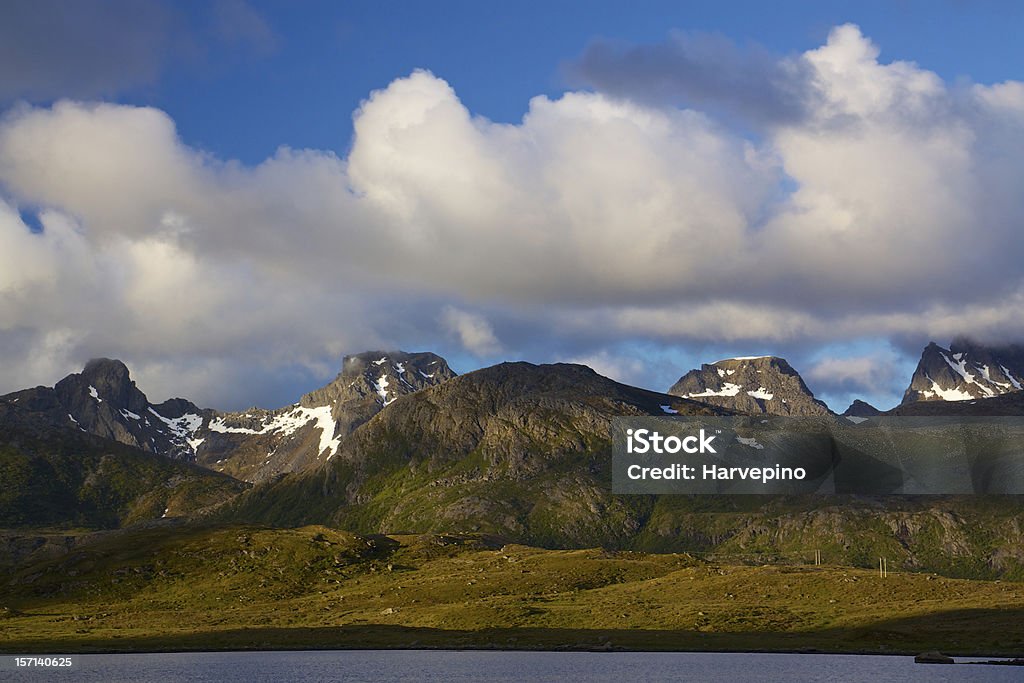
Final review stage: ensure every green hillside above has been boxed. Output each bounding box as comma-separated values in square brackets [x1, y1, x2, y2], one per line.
[0, 402, 246, 529]
[2, 525, 1022, 655]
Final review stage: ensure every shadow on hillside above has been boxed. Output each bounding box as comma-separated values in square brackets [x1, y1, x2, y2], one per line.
[4, 607, 1024, 656]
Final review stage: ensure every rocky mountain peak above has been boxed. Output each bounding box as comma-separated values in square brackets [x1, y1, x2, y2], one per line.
[300, 351, 456, 413]
[196, 351, 457, 483]
[5, 359, 208, 460]
[901, 340, 1024, 404]
[842, 399, 882, 417]
[59, 357, 148, 414]
[667, 355, 831, 416]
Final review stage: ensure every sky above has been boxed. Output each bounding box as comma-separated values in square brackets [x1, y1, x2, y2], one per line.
[2, 1, 1024, 412]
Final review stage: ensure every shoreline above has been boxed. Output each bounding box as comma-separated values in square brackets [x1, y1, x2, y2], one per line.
[3, 640, 1022, 660]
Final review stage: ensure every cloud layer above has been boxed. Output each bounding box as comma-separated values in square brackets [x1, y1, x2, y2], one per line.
[2, 24, 1024, 408]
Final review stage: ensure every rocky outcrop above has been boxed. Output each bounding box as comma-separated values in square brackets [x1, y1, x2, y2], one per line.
[668, 356, 831, 416]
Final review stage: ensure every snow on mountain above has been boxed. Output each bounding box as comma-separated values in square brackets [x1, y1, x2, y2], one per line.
[902, 339, 1024, 404]
[668, 356, 830, 416]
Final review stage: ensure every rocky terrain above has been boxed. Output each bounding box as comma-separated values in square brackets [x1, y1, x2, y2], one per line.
[221, 362, 729, 545]
[196, 351, 455, 482]
[902, 339, 1024, 403]
[668, 356, 831, 416]
[0, 352, 456, 484]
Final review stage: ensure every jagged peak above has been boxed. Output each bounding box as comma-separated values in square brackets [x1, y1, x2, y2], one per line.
[903, 339, 1024, 404]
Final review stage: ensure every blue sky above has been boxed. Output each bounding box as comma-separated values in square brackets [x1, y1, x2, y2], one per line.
[2, 1, 1024, 412]
[142, 1, 1024, 163]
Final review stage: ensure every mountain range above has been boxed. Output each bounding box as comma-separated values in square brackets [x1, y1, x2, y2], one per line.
[3, 339, 1024, 578]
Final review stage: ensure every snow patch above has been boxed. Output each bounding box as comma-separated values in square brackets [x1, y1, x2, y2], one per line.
[1000, 365, 1023, 391]
[207, 419, 258, 434]
[736, 436, 764, 449]
[660, 405, 679, 415]
[747, 387, 774, 400]
[149, 408, 203, 442]
[374, 375, 394, 405]
[683, 383, 742, 398]
[302, 405, 342, 458]
[89, 386, 102, 402]
[68, 413, 78, 424]
[941, 351, 978, 386]
[120, 409, 141, 420]
[373, 357, 388, 365]
[927, 380, 975, 402]
[206, 406, 341, 458]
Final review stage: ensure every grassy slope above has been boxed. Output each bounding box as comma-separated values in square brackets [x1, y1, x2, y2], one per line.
[0, 414, 247, 529]
[2, 525, 1022, 656]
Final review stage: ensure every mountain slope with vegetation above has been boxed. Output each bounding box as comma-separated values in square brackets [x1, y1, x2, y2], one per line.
[221, 362, 728, 546]
[2, 525, 1022, 655]
[0, 401, 246, 529]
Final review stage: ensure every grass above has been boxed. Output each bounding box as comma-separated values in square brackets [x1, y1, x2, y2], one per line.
[1, 524, 1023, 656]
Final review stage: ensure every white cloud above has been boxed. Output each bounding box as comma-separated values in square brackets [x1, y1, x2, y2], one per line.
[2, 25, 1024, 407]
[563, 350, 646, 386]
[440, 306, 502, 357]
[805, 353, 904, 396]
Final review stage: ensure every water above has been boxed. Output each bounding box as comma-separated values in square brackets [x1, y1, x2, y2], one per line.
[5, 650, 1020, 682]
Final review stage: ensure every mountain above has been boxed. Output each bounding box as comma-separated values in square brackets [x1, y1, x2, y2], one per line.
[891, 390, 1024, 416]
[902, 339, 1024, 404]
[0, 352, 456, 484]
[194, 351, 455, 482]
[667, 356, 831, 416]
[1, 359, 210, 460]
[842, 399, 882, 417]
[221, 362, 729, 546]
[0, 400, 245, 529]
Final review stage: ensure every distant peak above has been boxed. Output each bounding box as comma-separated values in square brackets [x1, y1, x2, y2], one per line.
[842, 399, 882, 417]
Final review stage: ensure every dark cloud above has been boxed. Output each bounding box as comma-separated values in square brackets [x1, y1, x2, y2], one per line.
[0, 0, 278, 103]
[570, 30, 819, 126]
[0, 0, 177, 101]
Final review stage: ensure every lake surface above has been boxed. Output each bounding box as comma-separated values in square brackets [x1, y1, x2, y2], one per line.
[6, 650, 1020, 682]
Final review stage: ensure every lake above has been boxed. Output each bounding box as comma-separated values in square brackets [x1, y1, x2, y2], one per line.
[6, 650, 1020, 682]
